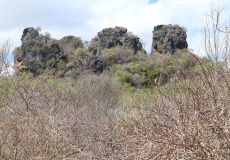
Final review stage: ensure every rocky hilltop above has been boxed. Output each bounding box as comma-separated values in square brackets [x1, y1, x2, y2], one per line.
[151, 24, 188, 54]
[14, 24, 188, 77]
[89, 26, 145, 55]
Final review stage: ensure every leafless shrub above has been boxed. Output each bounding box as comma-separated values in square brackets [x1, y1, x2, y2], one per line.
[109, 4, 230, 159]
[115, 72, 229, 159]
[0, 4, 229, 160]
[0, 74, 122, 159]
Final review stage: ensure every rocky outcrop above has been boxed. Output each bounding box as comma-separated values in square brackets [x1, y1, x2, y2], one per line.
[21, 27, 40, 43]
[14, 27, 83, 75]
[151, 24, 188, 54]
[89, 26, 145, 55]
[14, 25, 189, 77]
[15, 29, 52, 74]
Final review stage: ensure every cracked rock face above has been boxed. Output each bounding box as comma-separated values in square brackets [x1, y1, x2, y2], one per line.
[89, 26, 145, 54]
[151, 24, 188, 54]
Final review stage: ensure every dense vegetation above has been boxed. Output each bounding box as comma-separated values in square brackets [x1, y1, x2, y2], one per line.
[0, 5, 229, 159]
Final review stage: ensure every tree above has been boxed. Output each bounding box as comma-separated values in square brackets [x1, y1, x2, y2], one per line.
[0, 40, 13, 76]
[203, 4, 230, 67]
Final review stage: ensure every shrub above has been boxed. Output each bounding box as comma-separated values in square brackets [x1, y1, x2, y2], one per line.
[0, 74, 122, 159]
[114, 71, 132, 86]
[57, 60, 66, 70]
[102, 47, 115, 58]
[75, 48, 86, 57]
[128, 62, 143, 74]
[0, 77, 10, 108]
[70, 37, 83, 49]
[130, 73, 147, 87]
[113, 46, 135, 63]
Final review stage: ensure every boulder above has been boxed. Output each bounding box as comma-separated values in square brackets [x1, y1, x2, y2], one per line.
[151, 24, 188, 54]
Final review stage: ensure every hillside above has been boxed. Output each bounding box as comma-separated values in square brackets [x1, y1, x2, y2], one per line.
[13, 24, 194, 88]
[0, 8, 229, 159]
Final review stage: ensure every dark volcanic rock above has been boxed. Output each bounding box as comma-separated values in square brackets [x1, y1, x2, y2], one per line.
[14, 27, 83, 75]
[87, 56, 106, 74]
[14, 27, 53, 73]
[151, 24, 188, 54]
[60, 36, 76, 44]
[89, 26, 145, 54]
[21, 27, 39, 43]
[60, 35, 83, 48]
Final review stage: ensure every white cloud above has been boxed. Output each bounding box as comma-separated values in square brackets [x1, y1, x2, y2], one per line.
[0, 0, 230, 55]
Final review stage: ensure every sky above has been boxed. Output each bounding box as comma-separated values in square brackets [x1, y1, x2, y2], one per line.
[0, 0, 230, 55]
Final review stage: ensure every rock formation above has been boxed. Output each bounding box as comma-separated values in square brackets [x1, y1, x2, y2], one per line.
[14, 25, 189, 77]
[14, 27, 83, 75]
[151, 24, 188, 54]
[14, 27, 107, 76]
[89, 26, 145, 54]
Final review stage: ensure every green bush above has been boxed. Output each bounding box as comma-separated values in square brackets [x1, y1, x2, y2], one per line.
[75, 48, 86, 57]
[180, 54, 196, 69]
[146, 69, 160, 79]
[128, 62, 143, 74]
[102, 48, 115, 58]
[70, 37, 83, 49]
[57, 60, 66, 70]
[115, 71, 132, 86]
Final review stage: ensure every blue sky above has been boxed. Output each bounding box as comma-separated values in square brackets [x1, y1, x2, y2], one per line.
[149, 0, 158, 4]
[0, 0, 230, 56]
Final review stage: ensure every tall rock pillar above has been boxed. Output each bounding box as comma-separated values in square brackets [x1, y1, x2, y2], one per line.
[151, 24, 188, 54]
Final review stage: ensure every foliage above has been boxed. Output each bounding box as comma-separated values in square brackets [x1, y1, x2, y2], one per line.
[57, 59, 66, 70]
[127, 62, 143, 74]
[102, 47, 115, 58]
[130, 73, 147, 88]
[75, 47, 86, 57]
[70, 37, 83, 49]
[114, 71, 131, 86]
